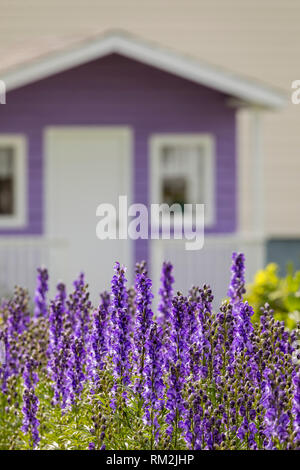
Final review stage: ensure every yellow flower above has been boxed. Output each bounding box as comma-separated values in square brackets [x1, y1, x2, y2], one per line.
[254, 263, 278, 287]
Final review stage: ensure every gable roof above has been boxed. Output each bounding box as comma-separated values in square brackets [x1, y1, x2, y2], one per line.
[0, 30, 286, 109]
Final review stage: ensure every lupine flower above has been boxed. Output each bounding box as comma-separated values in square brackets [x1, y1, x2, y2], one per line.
[88, 292, 110, 386]
[133, 271, 153, 395]
[46, 298, 73, 407]
[49, 331, 71, 408]
[292, 371, 300, 446]
[232, 301, 254, 354]
[89, 403, 107, 450]
[110, 263, 131, 405]
[72, 274, 92, 343]
[184, 390, 203, 449]
[55, 281, 66, 307]
[66, 273, 87, 334]
[34, 267, 49, 319]
[228, 252, 246, 307]
[166, 293, 188, 444]
[0, 253, 299, 451]
[8, 287, 30, 335]
[68, 336, 86, 404]
[127, 286, 136, 336]
[22, 358, 40, 448]
[1, 288, 30, 392]
[143, 323, 164, 446]
[186, 288, 201, 378]
[157, 262, 174, 330]
[197, 285, 214, 380]
[48, 300, 64, 355]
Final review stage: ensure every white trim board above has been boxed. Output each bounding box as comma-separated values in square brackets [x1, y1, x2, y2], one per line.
[1, 31, 286, 109]
[0, 134, 27, 228]
[149, 133, 216, 228]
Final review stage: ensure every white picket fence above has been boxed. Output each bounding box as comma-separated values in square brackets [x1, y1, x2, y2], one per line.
[0, 237, 68, 298]
[0, 235, 265, 309]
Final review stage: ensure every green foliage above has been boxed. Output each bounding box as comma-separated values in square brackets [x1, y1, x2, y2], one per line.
[0, 369, 187, 450]
[246, 262, 300, 329]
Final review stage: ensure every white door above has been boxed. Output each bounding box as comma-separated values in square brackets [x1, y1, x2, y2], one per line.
[46, 127, 132, 302]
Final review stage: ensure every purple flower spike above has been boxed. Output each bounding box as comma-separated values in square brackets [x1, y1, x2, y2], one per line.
[157, 261, 174, 327]
[166, 293, 188, 444]
[22, 358, 40, 448]
[292, 372, 300, 445]
[34, 267, 49, 319]
[228, 253, 246, 306]
[1, 252, 299, 450]
[133, 271, 153, 394]
[232, 301, 254, 354]
[48, 300, 64, 354]
[55, 281, 66, 308]
[143, 322, 165, 446]
[110, 263, 131, 404]
[88, 292, 110, 386]
[1, 288, 30, 392]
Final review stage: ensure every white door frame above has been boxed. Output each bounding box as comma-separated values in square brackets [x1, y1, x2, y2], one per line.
[44, 126, 133, 288]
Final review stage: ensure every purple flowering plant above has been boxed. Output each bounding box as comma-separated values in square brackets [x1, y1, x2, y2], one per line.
[0, 254, 299, 450]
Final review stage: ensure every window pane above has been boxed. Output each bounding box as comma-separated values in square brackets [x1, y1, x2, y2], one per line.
[159, 144, 204, 207]
[162, 176, 187, 210]
[0, 147, 14, 215]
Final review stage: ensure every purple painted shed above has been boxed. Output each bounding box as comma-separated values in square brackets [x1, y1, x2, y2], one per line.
[0, 32, 284, 302]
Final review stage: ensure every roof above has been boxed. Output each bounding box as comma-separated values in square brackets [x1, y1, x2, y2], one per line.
[0, 30, 286, 109]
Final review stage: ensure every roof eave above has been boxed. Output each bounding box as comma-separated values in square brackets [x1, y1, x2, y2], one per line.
[0, 32, 287, 109]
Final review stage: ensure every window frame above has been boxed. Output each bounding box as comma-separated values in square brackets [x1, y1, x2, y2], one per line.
[149, 133, 216, 228]
[0, 135, 27, 228]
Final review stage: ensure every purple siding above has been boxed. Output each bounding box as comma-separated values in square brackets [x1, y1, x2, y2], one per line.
[0, 54, 237, 263]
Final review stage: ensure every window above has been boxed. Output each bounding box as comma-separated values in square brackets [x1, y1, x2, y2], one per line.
[0, 136, 27, 228]
[150, 134, 215, 226]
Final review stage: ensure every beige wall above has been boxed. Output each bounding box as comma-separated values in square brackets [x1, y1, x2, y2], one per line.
[0, 0, 299, 236]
